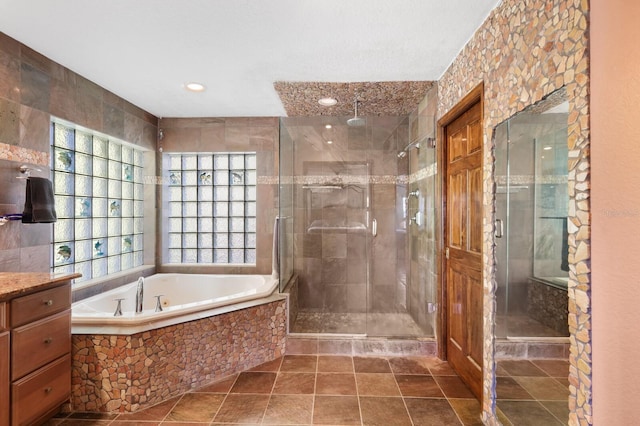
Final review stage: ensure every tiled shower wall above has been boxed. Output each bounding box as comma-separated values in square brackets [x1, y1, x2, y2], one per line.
[157, 117, 279, 275]
[0, 32, 157, 276]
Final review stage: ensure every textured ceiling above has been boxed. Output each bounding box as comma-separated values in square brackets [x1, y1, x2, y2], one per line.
[274, 81, 435, 116]
[0, 0, 500, 117]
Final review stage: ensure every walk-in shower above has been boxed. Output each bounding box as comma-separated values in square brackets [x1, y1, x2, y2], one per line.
[494, 90, 570, 339]
[278, 99, 438, 337]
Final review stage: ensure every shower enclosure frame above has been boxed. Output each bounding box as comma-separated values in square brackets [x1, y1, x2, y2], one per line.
[280, 115, 435, 338]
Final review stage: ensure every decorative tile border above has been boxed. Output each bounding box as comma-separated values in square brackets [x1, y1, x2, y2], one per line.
[278, 167, 440, 186]
[409, 164, 438, 184]
[0, 142, 49, 166]
[277, 175, 408, 186]
[495, 174, 568, 185]
[437, 0, 590, 424]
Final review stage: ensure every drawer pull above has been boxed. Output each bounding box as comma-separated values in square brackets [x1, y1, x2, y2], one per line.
[44, 387, 53, 394]
[44, 300, 54, 306]
[43, 337, 53, 344]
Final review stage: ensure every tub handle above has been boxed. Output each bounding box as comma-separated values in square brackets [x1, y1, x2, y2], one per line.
[495, 218, 503, 238]
[114, 298, 125, 317]
[372, 218, 377, 237]
[154, 295, 164, 312]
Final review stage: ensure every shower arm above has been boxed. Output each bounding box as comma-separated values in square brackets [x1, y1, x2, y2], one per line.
[399, 137, 436, 156]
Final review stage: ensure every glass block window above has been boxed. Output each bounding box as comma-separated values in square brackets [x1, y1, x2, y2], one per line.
[51, 122, 145, 283]
[165, 153, 257, 264]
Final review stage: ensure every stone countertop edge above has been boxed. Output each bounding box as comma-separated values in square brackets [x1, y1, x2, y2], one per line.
[0, 272, 81, 302]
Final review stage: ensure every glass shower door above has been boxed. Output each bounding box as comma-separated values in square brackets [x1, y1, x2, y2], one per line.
[494, 94, 570, 339]
[299, 159, 371, 334]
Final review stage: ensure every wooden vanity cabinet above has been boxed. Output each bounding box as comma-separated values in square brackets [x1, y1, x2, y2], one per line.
[9, 282, 71, 426]
[1, 302, 9, 426]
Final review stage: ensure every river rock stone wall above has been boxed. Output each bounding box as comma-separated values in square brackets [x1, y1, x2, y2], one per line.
[437, 0, 590, 424]
[528, 279, 570, 335]
[70, 299, 286, 413]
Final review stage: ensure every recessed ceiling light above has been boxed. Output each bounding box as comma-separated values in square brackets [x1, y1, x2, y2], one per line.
[318, 97, 337, 107]
[327, 140, 333, 144]
[543, 146, 553, 150]
[325, 124, 332, 129]
[185, 82, 206, 92]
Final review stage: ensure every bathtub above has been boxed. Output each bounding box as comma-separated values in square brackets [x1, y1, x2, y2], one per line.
[70, 273, 286, 412]
[72, 273, 280, 334]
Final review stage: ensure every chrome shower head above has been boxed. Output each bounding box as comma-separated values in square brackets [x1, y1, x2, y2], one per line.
[347, 116, 366, 127]
[397, 151, 407, 159]
[347, 96, 365, 127]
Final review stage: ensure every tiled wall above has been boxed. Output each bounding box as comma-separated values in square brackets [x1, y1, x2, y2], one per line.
[71, 299, 287, 412]
[436, 0, 590, 424]
[157, 117, 279, 275]
[0, 32, 157, 277]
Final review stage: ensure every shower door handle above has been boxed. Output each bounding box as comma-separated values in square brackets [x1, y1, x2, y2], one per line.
[495, 219, 503, 238]
[372, 218, 377, 237]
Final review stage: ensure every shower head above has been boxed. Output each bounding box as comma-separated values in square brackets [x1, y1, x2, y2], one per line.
[397, 151, 407, 159]
[347, 116, 366, 127]
[347, 96, 365, 127]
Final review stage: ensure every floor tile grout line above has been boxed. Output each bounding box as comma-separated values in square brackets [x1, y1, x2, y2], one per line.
[392, 368, 416, 426]
[430, 373, 468, 424]
[354, 356, 364, 426]
[210, 372, 240, 424]
[259, 359, 283, 425]
[310, 354, 319, 425]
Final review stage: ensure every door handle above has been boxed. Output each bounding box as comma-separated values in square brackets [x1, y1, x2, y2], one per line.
[372, 218, 377, 237]
[495, 219, 503, 238]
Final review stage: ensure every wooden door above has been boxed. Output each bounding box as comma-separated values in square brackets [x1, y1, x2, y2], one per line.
[445, 100, 483, 401]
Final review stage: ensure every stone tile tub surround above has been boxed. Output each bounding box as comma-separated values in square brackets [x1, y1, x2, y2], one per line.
[437, 0, 590, 424]
[71, 298, 287, 413]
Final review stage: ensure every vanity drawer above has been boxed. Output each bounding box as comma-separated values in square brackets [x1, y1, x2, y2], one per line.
[1, 331, 9, 426]
[11, 354, 71, 426]
[11, 310, 71, 380]
[11, 284, 70, 328]
[0, 302, 7, 331]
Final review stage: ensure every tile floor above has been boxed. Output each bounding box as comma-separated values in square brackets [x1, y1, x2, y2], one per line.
[45, 356, 569, 425]
[496, 358, 570, 425]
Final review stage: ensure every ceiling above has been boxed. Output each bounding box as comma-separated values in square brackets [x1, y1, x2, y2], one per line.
[0, 0, 499, 118]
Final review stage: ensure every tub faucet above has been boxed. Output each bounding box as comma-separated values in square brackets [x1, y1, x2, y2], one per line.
[114, 298, 125, 317]
[135, 276, 144, 313]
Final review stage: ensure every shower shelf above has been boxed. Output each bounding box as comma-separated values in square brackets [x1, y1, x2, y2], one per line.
[307, 220, 367, 233]
[303, 185, 343, 192]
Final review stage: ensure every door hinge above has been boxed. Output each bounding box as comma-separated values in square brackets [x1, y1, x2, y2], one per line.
[445, 247, 450, 259]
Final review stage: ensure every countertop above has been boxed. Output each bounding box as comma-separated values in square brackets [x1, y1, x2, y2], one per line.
[0, 272, 81, 302]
